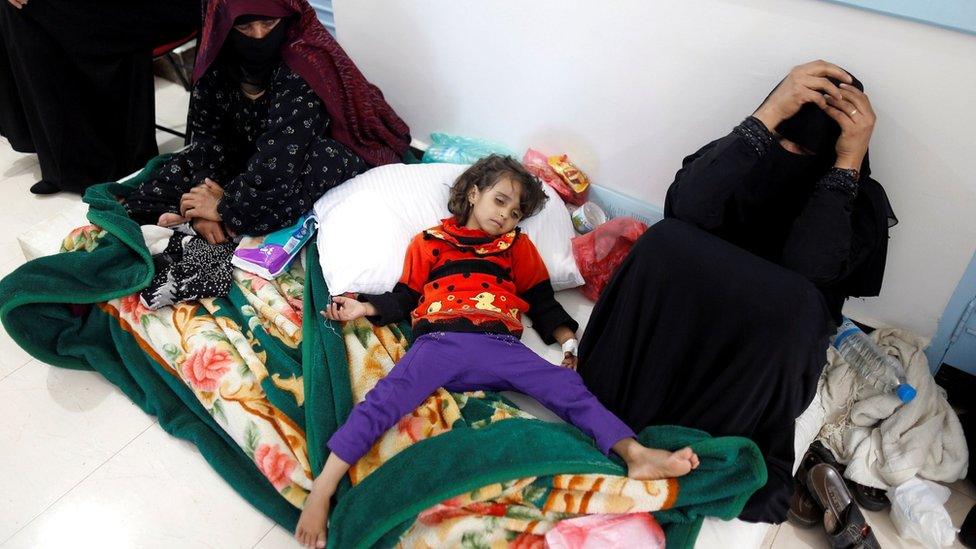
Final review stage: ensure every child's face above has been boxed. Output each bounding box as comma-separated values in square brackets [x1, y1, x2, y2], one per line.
[465, 177, 524, 235]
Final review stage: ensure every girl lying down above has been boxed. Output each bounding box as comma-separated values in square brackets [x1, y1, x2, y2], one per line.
[295, 155, 700, 548]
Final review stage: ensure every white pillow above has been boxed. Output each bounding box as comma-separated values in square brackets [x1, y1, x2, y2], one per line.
[18, 201, 90, 261]
[314, 163, 583, 295]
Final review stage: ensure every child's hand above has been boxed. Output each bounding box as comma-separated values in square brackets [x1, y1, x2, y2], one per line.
[321, 296, 367, 322]
[561, 352, 577, 370]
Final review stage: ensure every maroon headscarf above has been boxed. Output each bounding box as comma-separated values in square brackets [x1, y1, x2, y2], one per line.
[194, 0, 411, 167]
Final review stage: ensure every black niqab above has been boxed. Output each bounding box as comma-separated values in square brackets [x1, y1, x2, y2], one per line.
[776, 72, 898, 298]
[776, 74, 864, 158]
[224, 15, 289, 91]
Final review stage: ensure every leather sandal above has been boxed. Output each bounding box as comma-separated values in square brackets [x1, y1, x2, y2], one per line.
[801, 442, 891, 513]
[806, 463, 880, 549]
[788, 487, 820, 528]
[789, 441, 840, 528]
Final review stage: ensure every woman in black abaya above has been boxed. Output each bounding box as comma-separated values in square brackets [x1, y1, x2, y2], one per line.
[577, 60, 897, 522]
[0, 0, 199, 194]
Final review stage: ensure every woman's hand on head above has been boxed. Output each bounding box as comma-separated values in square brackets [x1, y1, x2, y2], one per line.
[822, 83, 875, 170]
[321, 296, 367, 322]
[754, 60, 853, 131]
[192, 218, 228, 245]
[180, 186, 222, 221]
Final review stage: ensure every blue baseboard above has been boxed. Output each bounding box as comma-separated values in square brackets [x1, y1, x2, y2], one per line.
[927, 253, 976, 375]
[587, 185, 664, 227]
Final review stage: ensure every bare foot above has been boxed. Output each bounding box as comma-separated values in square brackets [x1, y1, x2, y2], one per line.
[295, 483, 331, 549]
[157, 212, 188, 227]
[624, 446, 700, 480]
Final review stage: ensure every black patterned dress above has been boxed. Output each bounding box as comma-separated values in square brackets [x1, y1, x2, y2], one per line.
[126, 62, 366, 235]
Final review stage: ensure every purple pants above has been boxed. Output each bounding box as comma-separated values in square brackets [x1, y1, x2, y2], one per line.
[327, 332, 636, 464]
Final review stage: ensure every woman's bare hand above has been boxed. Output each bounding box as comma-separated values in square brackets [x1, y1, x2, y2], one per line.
[561, 353, 578, 370]
[180, 185, 222, 221]
[754, 60, 853, 130]
[7, 0, 28, 10]
[202, 178, 224, 198]
[822, 83, 875, 170]
[191, 218, 228, 245]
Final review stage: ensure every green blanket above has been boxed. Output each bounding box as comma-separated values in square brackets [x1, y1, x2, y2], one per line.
[0, 157, 767, 548]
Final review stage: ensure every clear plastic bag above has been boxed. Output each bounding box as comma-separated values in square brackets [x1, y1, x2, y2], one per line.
[421, 133, 516, 164]
[888, 477, 958, 547]
[571, 217, 648, 301]
[545, 513, 665, 549]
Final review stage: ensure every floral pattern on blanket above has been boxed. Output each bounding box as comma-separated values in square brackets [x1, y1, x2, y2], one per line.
[393, 465, 677, 547]
[100, 250, 314, 508]
[338, 317, 680, 547]
[60, 225, 107, 253]
[69, 223, 679, 544]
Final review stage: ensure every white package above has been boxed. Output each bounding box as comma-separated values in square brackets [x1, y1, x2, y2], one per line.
[887, 477, 958, 547]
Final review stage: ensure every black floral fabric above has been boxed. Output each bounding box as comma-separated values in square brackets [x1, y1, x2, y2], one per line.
[125, 62, 366, 235]
[139, 231, 236, 309]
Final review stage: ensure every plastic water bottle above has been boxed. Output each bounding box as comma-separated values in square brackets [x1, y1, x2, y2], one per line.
[832, 318, 917, 403]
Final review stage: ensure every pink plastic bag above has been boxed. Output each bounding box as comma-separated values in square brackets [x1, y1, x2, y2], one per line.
[545, 513, 665, 549]
[522, 148, 589, 206]
[571, 217, 648, 301]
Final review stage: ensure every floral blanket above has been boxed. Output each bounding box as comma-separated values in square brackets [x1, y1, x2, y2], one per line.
[0, 157, 768, 548]
[335, 317, 681, 548]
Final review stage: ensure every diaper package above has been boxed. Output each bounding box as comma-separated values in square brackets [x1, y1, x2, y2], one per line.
[232, 213, 317, 279]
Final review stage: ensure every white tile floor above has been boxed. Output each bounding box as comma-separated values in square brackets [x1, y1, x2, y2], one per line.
[0, 78, 973, 548]
[0, 78, 299, 549]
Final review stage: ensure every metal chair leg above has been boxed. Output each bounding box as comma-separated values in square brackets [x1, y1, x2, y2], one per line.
[155, 124, 187, 140]
[163, 52, 192, 91]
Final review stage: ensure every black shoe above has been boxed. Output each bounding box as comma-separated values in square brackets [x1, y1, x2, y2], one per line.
[804, 441, 891, 512]
[29, 180, 61, 195]
[849, 481, 890, 512]
[961, 504, 976, 548]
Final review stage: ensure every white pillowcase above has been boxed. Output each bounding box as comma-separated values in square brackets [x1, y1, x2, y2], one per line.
[314, 163, 583, 295]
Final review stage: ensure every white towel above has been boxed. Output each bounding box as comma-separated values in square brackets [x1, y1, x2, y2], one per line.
[818, 328, 968, 489]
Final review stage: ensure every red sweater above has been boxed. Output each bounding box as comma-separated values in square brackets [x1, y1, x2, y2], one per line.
[362, 218, 577, 343]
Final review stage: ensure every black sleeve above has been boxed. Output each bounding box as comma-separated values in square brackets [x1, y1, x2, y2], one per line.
[781, 168, 870, 286]
[217, 70, 363, 235]
[125, 71, 233, 222]
[522, 280, 579, 345]
[358, 283, 420, 326]
[182, 70, 237, 185]
[664, 116, 775, 231]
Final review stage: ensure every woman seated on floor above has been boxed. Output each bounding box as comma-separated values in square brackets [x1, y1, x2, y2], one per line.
[578, 60, 897, 523]
[125, 0, 410, 243]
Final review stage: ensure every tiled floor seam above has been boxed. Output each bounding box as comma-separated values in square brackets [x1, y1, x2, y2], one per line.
[251, 524, 279, 549]
[0, 420, 158, 545]
[0, 360, 30, 384]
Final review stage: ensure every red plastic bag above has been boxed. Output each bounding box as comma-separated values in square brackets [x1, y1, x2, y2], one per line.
[545, 513, 665, 549]
[522, 148, 589, 206]
[572, 217, 648, 301]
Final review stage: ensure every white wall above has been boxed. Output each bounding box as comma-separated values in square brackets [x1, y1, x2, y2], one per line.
[335, 0, 976, 338]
